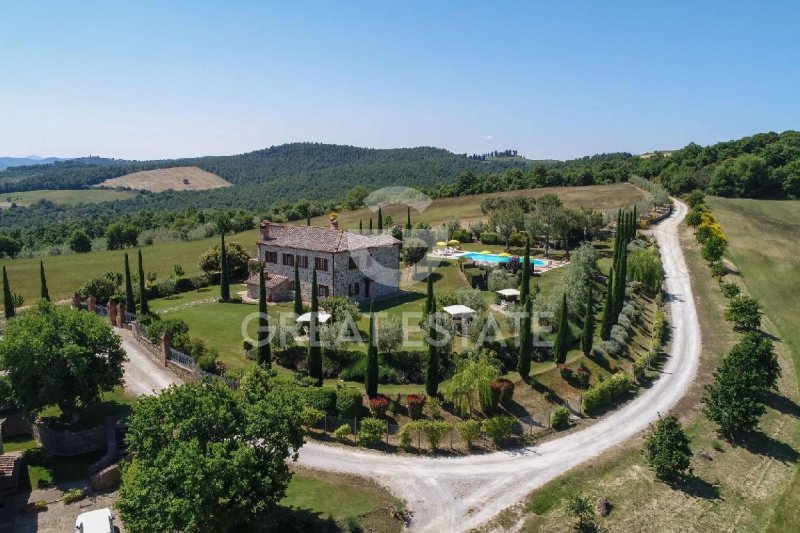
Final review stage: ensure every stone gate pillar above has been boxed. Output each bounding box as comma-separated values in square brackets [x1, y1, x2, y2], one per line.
[160, 332, 171, 367]
[117, 303, 126, 326]
[108, 301, 117, 327]
[87, 295, 96, 313]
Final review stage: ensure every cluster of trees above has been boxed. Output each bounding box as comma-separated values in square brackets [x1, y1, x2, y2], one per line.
[479, 194, 604, 254]
[467, 149, 519, 160]
[600, 208, 638, 340]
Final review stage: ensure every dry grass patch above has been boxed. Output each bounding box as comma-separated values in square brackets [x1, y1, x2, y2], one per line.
[96, 166, 231, 192]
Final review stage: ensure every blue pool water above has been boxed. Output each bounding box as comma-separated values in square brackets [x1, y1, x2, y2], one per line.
[462, 252, 548, 266]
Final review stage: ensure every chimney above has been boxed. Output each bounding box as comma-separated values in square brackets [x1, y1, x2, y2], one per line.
[260, 220, 270, 240]
[330, 217, 339, 230]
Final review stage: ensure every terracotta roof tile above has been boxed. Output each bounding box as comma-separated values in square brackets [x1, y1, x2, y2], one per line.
[245, 271, 290, 288]
[258, 223, 399, 253]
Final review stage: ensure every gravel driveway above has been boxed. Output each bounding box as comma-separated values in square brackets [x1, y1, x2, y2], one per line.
[296, 200, 701, 532]
[120, 329, 182, 395]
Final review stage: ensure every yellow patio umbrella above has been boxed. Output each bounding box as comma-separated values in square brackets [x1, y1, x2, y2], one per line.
[448, 239, 460, 245]
[480, 250, 492, 254]
[498, 252, 511, 257]
[436, 241, 447, 246]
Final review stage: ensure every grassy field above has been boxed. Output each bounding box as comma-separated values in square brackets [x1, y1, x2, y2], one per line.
[0, 228, 260, 308]
[489, 198, 800, 532]
[279, 467, 404, 531]
[96, 166, 232, 192]
[0, 188, 138, 208]
[309, 183, 647, 229]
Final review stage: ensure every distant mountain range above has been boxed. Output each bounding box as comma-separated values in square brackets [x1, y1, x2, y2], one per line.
[0, 156, 65, 171]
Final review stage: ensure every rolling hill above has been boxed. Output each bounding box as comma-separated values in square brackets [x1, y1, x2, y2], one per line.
[96, 166, 232, 192]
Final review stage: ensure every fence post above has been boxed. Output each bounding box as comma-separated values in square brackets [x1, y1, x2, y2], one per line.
[108, 301, 117, 327]
[353, 418, 357, 435]
[160, 332, 171, 367]
[118, 302, 126, 326]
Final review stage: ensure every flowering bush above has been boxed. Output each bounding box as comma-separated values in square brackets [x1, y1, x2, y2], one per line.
[368, 394, 389, 418]
[406, 394, 427, 420]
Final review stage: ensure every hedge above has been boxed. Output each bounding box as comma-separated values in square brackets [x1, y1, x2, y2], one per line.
[357, 417, 385, 446]
[581, 372, 634, 414]
[480, 232, 500, 245]
[302, 387, 337, 413]
[336, 387, 364, 419]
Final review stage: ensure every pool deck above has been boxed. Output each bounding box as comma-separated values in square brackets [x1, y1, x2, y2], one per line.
[426, 251, 568, 274]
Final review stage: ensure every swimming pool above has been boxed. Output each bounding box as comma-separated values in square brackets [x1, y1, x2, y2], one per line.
[462, 252, 548, 267]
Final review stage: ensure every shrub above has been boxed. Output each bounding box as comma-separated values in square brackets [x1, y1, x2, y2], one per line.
[333, 424, 351, 441]
[550, 407, 571, 430]
[581, 372, 633, 414]
[725, 295, 763, 331]
[63, 488, 87, 504]
[458, 419, 482, 448]
[610, 324, 629, 344]
[558, 364, 573, 381]
[368, 394, 389, 418]
[508, 232, 526, 247]
[336, 387, 364, 419]
[645, 414, 692, 481]
[710, 261, 727, 280]
[451, 228, 473, 243]
[721, 282, 740, 298]
[357, 417, 385, 446]
[398, 424, 413, 449]
[483, 415, 516, 444]
[299, 406, 324, 428]
[575, 365, 591, 388]
[417, 420, 452, 450]
[302, 387, 337, 413]
[601, 339, 622, 357]
[490, 378, 515, 407]
[406, 394, 427, 419]
[27, 501, 47, 513]
[242, 340, 253, 352]
[480, 231, 500, 245]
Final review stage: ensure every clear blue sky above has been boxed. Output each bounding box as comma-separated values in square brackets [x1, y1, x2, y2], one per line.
[2, 1, 799, 161]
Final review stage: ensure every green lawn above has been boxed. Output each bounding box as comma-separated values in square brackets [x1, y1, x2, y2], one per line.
[0, 189, 138, 207]
[279, 468, 403, 531]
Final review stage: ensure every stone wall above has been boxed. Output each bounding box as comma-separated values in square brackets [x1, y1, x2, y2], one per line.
[33, 420, 107, 456]
[0, 410, 32, 438]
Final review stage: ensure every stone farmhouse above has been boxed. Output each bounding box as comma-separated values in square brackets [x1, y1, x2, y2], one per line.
[246, 217, 401, 304]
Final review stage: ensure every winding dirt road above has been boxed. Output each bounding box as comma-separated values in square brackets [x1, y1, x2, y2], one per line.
[296, 200, 700, 532]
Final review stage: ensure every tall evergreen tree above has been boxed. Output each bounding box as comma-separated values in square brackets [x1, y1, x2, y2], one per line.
[377, 206, 383, 232]
[39, 261, 50, 301]
[257, 270, 271, 369]
[124, 253, 135, 311]
[614, 244, 628, 317]
[220, 232, 230, 302]
[365, 302, 379, 397]
[425, 310, 439, 396]
[306, 214, 310, 226]
[581, 284, 594, 355]
[406, 206, 412, 230]
[553, 292, 570, 364]
[358, 219, 363, 234]
[425, 262, 435, 316]
[2, 266, 15, 319]
[138, 250, 149, 315]
[600, 268, 614, 341]
[369, 218, 373, 232]
[293, 261, 302, 316]
[517, 296, 533, 378]
[308, 269, 322, 386]
[520, 237, 531, 303]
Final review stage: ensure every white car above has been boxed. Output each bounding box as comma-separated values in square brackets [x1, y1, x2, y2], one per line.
[74, 508, 115, 533]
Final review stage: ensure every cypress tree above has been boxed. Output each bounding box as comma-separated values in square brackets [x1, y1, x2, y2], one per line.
[615, 244, 628, 317]
[306, 214, 311, 226]
[425, 310, 439, 396]
[600, 268, 614, 341]
[2, 266, 15, 319]
[308, 269, 322, 386]
[220, 232, 230, 302]
[425, 262, 435, 316]
[581, 284, 594, 355]
[369, 218, 373, 232]
[359, 219, 363, 234]
[39, 261, 50, 301]
[377, 206, 383, 232]
[138, 249, 149, 315]
[124, 253, 135, 311]
[552, 292, 570, 364]
[406, 206, 412, 230]
[365, 302, 379, 397]
[517, 296, 533, 378]
[258, 270, 271, 369]
[293, 261, 302, 316]
[520, 237, 531, 303]
[633, 206, 638, 237]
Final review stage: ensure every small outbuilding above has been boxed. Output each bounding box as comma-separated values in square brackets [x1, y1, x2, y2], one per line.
[496, 288, 520, 302]
[442, 304, 477, 334]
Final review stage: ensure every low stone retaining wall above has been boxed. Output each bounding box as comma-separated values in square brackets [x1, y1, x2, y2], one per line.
[33, 420, 107, 457]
